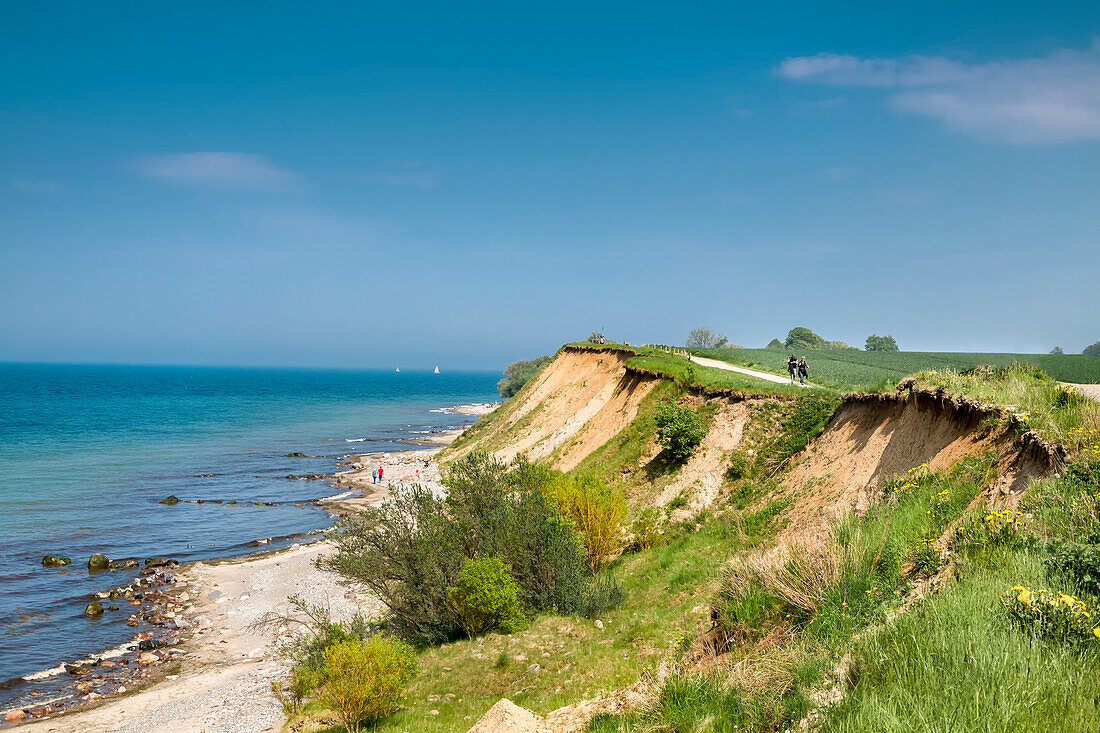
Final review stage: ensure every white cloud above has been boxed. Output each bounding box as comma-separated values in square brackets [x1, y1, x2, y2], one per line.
[10, 180, 63, 193]
[131, 152, 297, 188]
[776, 41, 1100, 143]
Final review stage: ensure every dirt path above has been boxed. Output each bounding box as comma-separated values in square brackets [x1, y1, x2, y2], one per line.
[689, 355, 813, 387]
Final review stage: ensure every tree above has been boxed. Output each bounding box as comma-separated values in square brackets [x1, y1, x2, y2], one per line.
[586, 331, 607, 344]
[864, 334, 900, 352]
[765, 338, 784, 349]
[497, 355, 551, 398]
[1051, 346, 1065, 355]
[1084, 342, 1100, 357]
[826, 340, 857, 350]
[784, 327, 825, 350]
[686, 326, 729, 349]
[654, 400, 707, 461]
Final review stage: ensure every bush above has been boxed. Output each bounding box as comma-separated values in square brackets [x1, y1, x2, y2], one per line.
[321, 453, 590, 644]
[655, 399, 707, 461]
[447, 557, 525, 637]
[1084, 342, 1100, 357]
[497, 355, 552, 398]
[544, 472, 626, 570]
[1045, 540, 1100, 594]
[631, 507, 664, 550]
[726, 450, 752, 481]
[315, 636, 418, 733]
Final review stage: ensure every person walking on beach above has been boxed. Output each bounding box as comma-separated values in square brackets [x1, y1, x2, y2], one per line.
[788, 354, 798, 384]
[371, 468, 377, 484]
[378, 465, 384, 483]
[798, 357, 808, 386]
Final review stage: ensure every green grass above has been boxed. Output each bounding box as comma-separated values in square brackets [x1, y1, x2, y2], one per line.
[819, 546, 1100, 733]
[690, 347, 1100, 390]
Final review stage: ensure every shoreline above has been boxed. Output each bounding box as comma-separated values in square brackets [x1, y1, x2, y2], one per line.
[6, 403, 497, 731]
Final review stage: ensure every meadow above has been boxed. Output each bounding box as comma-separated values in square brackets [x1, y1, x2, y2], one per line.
[689, 347, 1100, 390]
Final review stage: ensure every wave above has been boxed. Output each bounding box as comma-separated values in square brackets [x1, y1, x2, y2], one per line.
[344, 438, 368, 443]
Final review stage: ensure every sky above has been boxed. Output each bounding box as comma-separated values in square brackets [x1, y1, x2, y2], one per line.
[2, 1, 1099, 369]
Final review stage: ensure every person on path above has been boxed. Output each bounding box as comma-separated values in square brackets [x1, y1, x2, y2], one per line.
[378, 466, 384, 482]
[788, 354, 798, 384]
[371, 468, 377, 484]
[798, 357, 808, 386]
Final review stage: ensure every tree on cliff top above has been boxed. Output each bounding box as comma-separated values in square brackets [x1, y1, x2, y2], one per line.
[1085, 342, 1100, 357]
[686, 326, 729, 349]
[497, 355, 551, 398]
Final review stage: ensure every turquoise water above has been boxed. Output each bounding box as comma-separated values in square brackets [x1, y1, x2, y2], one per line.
[0, 363, 498, 703]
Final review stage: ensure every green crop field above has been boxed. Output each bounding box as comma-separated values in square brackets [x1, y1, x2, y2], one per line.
[689, 347, 1100, 390]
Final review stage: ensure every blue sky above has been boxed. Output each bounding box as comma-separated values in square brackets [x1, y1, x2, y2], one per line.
[2, 2, 1098, 369]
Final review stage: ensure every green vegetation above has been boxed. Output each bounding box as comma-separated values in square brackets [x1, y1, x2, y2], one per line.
[314, 636, 418, 733]
[691, 345, 1100, 390]
[320, 453, 593, 645]
[784, 326, 825, 350]
[654, 399, 707, 461]
[448, 558, 526, 637]
[497, 354, 552, 398]
[912, 364, 1100, 450]
[1086, 341, 1100, 357]
[863, 333, 898, 352]
[686, 326, 732, 349]
[543, 472, 628, 570]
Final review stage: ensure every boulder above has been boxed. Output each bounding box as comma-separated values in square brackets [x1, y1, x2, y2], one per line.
[88, 553, 110, 571]
[283, 452, 307, 457]
[144, 557, 168, 568]
[85, 600, 104, 616]
[109, 558, 140, 571]
[41, 555, 71, 567]
[159, 495, 180, 505]
[4, 709, 26, 722]
[137, 653, 158, 665]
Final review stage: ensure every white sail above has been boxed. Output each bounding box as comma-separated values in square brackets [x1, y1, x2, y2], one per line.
[434, 366, 440, 374]
[395, 367, 400, 373]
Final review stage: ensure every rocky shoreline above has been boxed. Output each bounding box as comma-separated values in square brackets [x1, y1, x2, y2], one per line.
[5, 406, 493, 731]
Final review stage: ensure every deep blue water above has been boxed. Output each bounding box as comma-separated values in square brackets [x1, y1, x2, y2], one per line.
[0, 363, 498, 698]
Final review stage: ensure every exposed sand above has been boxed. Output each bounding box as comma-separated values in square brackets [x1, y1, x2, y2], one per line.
[16, 430, 472, 733]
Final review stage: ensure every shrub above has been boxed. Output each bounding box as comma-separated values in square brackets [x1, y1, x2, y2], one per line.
[1084, 342, 1100, 357]
[320, 453, 590, 644]
[1045, 540, 1100, 594]
[315, 636, 418, 733]
[447, 557, 525, 637]
[655, 399, 706, 461]
[631, 507, 664, 550]
[545, 472, 626, 570]
[1055, 383, 1085, 410]
[726, 450, 752, 481]
[497, 355, 552, 398]
[1001, 585, 1100, 644]
[271, 666, 318, 717]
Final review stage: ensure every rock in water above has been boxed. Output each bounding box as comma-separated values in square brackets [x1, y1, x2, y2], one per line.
[42, 556, 71, 567]
[159, 495, 180, 505]
[144, 557, 168, 568]
[109, 557, 140, 570]
[88, 553, 110, 571]
[283, 452, 306, 457]
[84, 600, 104, 616]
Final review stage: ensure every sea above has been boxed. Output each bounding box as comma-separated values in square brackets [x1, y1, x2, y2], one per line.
[0, 363, 499, 710]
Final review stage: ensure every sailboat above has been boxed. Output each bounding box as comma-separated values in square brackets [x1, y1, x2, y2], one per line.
[395, 367, 400, 373]
[434, 366, 440, 374]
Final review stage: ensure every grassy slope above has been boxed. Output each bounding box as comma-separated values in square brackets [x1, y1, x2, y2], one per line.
[690, 347, 1100, 390]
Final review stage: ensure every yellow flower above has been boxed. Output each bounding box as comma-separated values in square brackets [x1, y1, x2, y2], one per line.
[1093, 628, 1100, 638]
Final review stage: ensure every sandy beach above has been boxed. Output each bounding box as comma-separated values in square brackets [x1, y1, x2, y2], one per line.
[11, 404, 496, 733]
